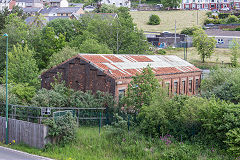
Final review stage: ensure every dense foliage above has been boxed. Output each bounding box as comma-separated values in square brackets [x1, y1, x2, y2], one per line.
[31, 81, 114, 108]
[180, 26, 198, 35]
[201, 68, 240, 104]
[148, 14, 160, 25]
[43, 112, 78, 145]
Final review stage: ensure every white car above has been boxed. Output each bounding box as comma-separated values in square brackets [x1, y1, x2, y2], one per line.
[221, 7, 230, 11]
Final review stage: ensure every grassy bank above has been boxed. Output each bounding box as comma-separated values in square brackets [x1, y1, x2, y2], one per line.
[164, 47, 235, 69]
[130, 10, 207, 33]
[1, 127, 233, 160]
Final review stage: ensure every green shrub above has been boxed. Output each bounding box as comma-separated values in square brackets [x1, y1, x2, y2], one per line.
[235, 27, 240, 31]
[225, 128, 240, 156]
[219, 13, 230, 19]
[43, 112, 77, 145]
[0, 85, 20, 104]
[157, 49, 166, 55]
[226, 15, 239, 24]
[180, 27, 198, 35]
[204, 18, 221, 25]
[206, 11, 212, 18]
[201, 68, 240, 104]
[148, 14, 160, 25]
[10, 83, 36, 104]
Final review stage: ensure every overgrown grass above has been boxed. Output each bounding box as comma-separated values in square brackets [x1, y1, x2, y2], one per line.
[165, 47, 235, 69]
[1, 127, 234, 160]
[130, 10, 207, 33]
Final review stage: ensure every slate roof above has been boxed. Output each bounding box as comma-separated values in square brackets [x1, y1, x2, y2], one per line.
[40, 7, 81, 14]
[44, 54, 201, 79]
[25, 16, 69, 25]
[0, 0, 11, 3]
[69, 3, 84, 7]
[205, 29, 240, 38]
[22, 7, 42, 13]
[17, 0, 34, 3]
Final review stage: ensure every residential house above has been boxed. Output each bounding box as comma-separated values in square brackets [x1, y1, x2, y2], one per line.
[15, 0, 43, 8]
[47, 0, 68, 7]
[0, 0, 15, 11]
[41, 54, 202, 100]
[181, 0, 231, 10]
[101, 0, 131, 8]
[25, 15, 69, 26]
[40, 7, 84, 16]
[22, 7, 42, 15]
[205, 29, 240, 48]
[84, 5, 95, 12]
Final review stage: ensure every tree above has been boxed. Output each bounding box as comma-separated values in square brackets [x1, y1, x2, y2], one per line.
[48, 46, 78, 69]
[124, 66, 160, 110]
[0, 13, 29, 76]
[46, 18, 82, 42]
[94, 4, 118, 13]
[161, 0, 181, 9]
[230, 39, 240, 67]
[4, 44, 39, 87]
[193, 28, 216, 63]
[33, 27, 66, 70]
[79, 39, 113, 54]
[148, 14, 160, 25]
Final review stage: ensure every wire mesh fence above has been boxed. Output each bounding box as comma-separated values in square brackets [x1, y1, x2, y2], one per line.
[0, 103, 108, 126]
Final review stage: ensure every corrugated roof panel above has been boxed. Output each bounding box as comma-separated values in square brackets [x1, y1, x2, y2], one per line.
[103, 55, 124, 62]
[125, 69, 140, 75]
[76, 54, 201, 79]
[81, 55, 110, 63]
[95, 63, 110, 70]
[130, 55, 153, 62]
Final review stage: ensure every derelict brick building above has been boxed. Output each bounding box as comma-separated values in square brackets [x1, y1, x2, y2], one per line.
[41, 54, 202, 99]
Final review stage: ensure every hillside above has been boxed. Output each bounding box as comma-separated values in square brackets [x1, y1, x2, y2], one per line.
[130, 10, 208, 33]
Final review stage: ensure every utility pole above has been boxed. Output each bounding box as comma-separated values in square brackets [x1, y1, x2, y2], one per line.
[174, 20, 177, 47]
[197, 10, 199, 25]
[2, 33, 8, 144]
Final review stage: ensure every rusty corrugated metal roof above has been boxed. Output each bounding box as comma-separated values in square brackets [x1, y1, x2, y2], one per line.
[78, 54, 201, 79]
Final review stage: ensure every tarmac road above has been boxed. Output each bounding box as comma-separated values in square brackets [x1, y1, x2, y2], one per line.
[0, 146, 53, 160]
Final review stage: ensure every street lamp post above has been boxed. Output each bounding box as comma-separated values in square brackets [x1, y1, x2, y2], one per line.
[2, 33, 8, 144]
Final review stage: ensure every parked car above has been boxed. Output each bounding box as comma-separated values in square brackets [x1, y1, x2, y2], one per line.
[220, 7, 230, 11]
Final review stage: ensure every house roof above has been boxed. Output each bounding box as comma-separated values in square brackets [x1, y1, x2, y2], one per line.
[17, 0, 33, 3]
[40, 7, 81, 14]
[0, 0, 12, 3]
[73, 13, 118, 20]
[48, 0, 61, 2]
[205, 29, 240, 38]
[25, 16, 69, 25]
[69, 3, 84, 7]
[22, 7, 42, 13]
[43, 54, 201, 79]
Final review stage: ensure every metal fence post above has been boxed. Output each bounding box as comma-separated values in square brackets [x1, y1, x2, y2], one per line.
[99, 112, 101, 135]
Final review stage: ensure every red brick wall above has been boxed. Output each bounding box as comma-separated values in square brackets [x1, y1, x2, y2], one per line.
[41, 57, 116, 96]
[114, 71, 202, 100]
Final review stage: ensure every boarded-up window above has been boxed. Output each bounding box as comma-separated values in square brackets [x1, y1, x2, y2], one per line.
[189, 80, 192, 92]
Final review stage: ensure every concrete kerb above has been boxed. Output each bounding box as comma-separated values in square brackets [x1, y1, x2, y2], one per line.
[0, 146, 54, 160]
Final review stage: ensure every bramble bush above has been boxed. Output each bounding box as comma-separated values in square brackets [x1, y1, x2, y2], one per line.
[43, 111, 77, 145]
[31, 80, 114, 108]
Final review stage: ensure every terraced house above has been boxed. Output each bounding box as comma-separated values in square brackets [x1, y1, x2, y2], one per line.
[41, 54, 202, 99]
[182, 0, 234, 10]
